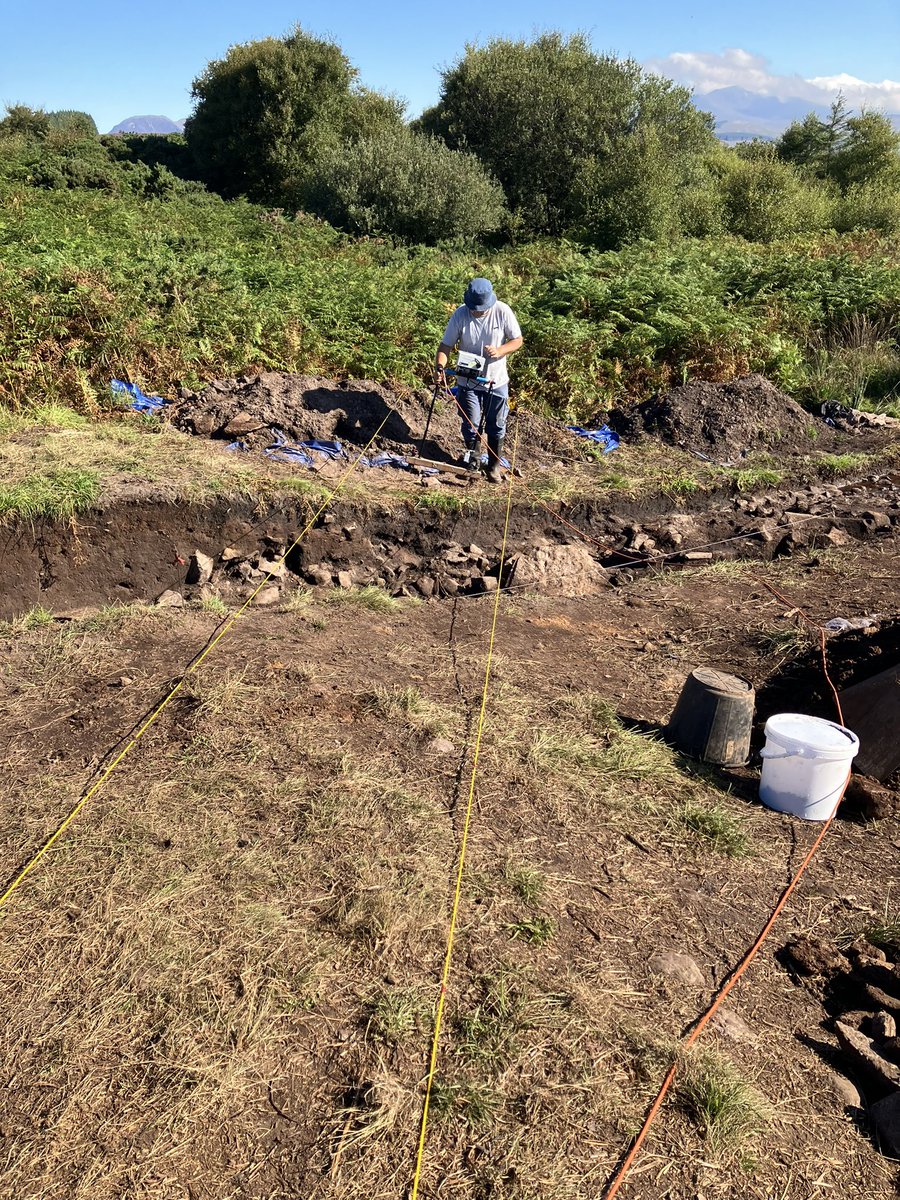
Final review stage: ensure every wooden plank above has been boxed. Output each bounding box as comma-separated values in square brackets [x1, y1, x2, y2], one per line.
[839, 662, 900, 781]
[405, 455, 473, 478]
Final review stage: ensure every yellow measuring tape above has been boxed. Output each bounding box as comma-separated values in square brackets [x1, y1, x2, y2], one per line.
[410, 422, 519, 1198]
[0, 418, 390, 913]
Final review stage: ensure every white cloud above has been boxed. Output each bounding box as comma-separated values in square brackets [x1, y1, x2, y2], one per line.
[645, 48, 900, 112]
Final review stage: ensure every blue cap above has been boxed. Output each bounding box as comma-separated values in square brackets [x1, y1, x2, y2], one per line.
[464, 277, 497, 311]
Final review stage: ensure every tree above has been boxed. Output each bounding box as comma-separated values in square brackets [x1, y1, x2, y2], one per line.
[832, 112, 900, 189]
[417, 33, 715, 240]
[0, 104, 51, 139]
[46, 111, 98, 137]
[778, 97, 900, 190]
[184, 26, 404, 204]
[302, 128, 507, 243]
[778, 97, 849, 177]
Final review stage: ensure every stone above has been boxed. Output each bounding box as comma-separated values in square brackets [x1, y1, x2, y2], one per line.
[222, 411, 264, 436]
[870, 1090, 900, 1157]
[156, 589, 184, 608]
[258, 557, 287, 579]
[681, 550, 714, 561]
[652, 515, 698, 548]
[439, 577, 459, 597]
[824, 527, 851, 548]
[648, 951, 707, 988]
[305, 565, 333, 586]
[253, 586, 281, 607]
[783, 935, 849, 978]
[826, 1070, 864, 1111]
[416, 576, 436, 598]
[468, 544, 485, 557]
[845, 775, 899, 822]
[186, 550, 215, 586]
[474, 575, 499, 593]
[864, 984, 900, 1016]
[190, 413, 216, 436]
[511, 541, 611, 598]
[335, 570, 353, 589]
[427, 737, 455, 754]
[834, 1021, 900, 1089]
[872, 1013, 897, 1042]
[709, 1007, 754, 1043]
[220, 547, 242, 561]
[862, 511, 891, 531]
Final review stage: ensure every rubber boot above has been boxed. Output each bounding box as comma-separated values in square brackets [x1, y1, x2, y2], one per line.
[460, 440, 480, 472]
[485, 436, 504, 483]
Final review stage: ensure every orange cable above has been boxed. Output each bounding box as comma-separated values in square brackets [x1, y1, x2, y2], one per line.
[601, 578, 849, 1199]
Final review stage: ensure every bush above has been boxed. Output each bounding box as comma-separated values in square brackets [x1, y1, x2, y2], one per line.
[303, 128, 507, 243]
[185, 26, 403, 205]
[418, 32, 714, 240]
[835, 178, 900, 234]
[723, 155, 834, 241]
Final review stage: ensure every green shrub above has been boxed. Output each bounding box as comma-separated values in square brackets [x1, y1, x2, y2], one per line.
[724, 155, 834, 242]
[185, 26, 404, 205]
[304, 128, 507, 243]
[418, 32, 714, 240]
[836, 178, 900, 235]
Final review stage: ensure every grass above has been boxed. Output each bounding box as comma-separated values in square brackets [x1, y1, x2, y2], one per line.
[727, 466, 784, 491]
[364, 683, 457, 737]
[507, 915, 555, 945]
[0, 603, 55, 634]
[323, 585, 402, 613]
[815, 452, 870, 477]
[367, 988, 430, 1045]
[429, 1080, 502, 1126]
[0, 468, 99, 521]
[678, 801, 751, 857]
[503, 861, 546, 907]
[676, 1051, 771, 1155]
[0, 567, 891, 1199]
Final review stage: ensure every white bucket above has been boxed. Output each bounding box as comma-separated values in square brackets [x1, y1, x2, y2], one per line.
[760, 713, 859, 821]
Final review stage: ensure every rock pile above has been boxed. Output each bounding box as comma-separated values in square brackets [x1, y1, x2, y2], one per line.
[782, 933, 900, 1155]
[153, 534, 612, 609]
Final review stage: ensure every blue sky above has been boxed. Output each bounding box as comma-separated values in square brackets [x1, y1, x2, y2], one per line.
[2, 0, 898, 132]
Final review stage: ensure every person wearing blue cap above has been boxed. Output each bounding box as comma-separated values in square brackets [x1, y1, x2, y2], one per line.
[434, 277, 523, 482]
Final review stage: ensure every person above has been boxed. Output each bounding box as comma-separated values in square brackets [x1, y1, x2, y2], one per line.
[434, 277, 523, 483]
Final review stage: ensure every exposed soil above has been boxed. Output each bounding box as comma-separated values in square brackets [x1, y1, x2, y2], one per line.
[1, 540, 899, 1199]
[610, 373, 895, 461]
[3, 371, 900, 1198]
[167, 371, 465, 459]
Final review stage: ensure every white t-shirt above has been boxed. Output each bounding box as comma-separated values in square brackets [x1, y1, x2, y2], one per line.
[441, 302, 522, 388]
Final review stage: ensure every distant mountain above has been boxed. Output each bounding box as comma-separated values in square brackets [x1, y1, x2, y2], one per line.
[700, 86, 900, 141]
[108, 115, 185, 135]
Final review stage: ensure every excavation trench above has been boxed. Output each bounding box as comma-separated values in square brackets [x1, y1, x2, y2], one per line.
[1, 461, 900, 621]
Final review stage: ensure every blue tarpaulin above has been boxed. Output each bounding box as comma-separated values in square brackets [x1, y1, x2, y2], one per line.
[112, 379, 165, 414]
[567, 425, 619, 453]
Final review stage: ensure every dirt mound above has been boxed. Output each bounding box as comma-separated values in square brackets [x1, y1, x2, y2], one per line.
[167, 371, 461, 458]
[610, 374, 818, 460]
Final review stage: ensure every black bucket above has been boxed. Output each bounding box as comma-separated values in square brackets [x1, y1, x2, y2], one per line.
[668, 667, 755, 767]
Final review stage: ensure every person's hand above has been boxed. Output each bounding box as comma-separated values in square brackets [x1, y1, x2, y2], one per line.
[434, 365, 447, 386]
[484, 344, 500, 360]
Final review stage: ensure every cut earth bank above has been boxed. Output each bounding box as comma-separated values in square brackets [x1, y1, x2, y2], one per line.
[0, 371, 899, 1198]
[2, 371, 900, 620]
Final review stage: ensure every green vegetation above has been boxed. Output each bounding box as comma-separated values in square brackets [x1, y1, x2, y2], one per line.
[676, 1051, 771, 1154]
[678, 802, 751, 858]
[0, 468, 99, 521]
[418, 33, 714, 243]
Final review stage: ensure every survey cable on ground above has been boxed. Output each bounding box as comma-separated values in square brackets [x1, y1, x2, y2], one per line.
[0, 415, 392, 914]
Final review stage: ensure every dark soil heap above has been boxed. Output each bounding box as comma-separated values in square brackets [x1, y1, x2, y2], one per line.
[167, 372, 461, 457]
[611, 374, 818, 460]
